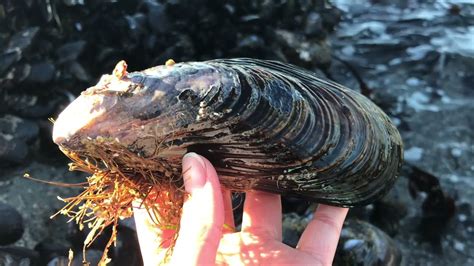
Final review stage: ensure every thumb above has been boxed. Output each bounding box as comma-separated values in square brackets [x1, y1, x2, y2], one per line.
[171, 152, 224, 265]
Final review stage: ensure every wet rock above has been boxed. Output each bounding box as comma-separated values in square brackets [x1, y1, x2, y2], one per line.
[1, 93, 62, 118]
[125, 13, 148, 41]
[0, 115, 39, 165]
[7, 27, 40, 52]
[0, 50, 21, 76]
[273, 29, 332, 67]
[408, 165, 456, 246]
[145, 2, 170, 34]
[236, 34, 265, 52]
[371, 200, 407, 237]
[26, 61, 56, 83]
[67, 222, 112, 251]
[111, 226, 142, 266]
[71, 249, 102, 266]
[304, 12, 324, 39]
[67, 61, 90, 82]
[0, 203, 24, 245]
[118, 217, 136, 231]
[34, 240, 68, 265]
[0, 247, 39, 266]
[326, 57, 363, 93]
[56, 41, 86, 64]
[0, 115, 38, 141]
[47, 256, 69, 266]
[11, 63, 31, 83]
[321, 7, 342, 32]
[0, 136, 28, 165]
[334, 219, 402, 266]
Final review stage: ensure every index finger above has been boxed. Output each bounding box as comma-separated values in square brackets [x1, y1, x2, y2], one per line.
[296, 204, 348, 265]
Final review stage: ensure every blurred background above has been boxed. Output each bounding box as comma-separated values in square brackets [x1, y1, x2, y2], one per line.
[0, 0, 473, 265]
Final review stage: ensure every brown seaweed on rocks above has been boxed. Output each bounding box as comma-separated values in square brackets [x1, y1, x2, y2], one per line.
[52, 58, 403, 264]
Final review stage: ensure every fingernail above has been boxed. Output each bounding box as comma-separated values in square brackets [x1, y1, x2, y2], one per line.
[182, 152, 207, 193]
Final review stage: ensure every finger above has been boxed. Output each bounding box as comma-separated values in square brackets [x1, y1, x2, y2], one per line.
[222, 188, 236, 233]
[133, 199, 176, 264]
[171, 153, 225, 265]
[297, 204, 348, 265]
[241, 191, 282, 240]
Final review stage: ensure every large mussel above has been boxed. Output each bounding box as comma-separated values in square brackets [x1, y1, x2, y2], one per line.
[52, 58, 403, 263]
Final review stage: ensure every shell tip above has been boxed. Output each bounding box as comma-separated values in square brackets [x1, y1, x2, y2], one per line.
[165, 59, 176, 67]
[112, 60, 128, 79]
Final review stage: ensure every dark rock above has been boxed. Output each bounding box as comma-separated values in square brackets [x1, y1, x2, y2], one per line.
[371, 200, 407, 237]
[0, 114, 39, 165]
[0, 50, 21, 76]
[237, 34, 265, 51]
[0, 115, 39, 141]
[125, 13, 147, 40]
[326, 57, 363, 93]
[66, 221, 112, 251]
[112, 226, 142, 266]
[0, 93, 62, 118]
[0, 247, 39, 266]
[67, 62, 90, 82]
[56, 41, 87, 64]
[63, 0, 85, 7]
[47, 256, 69, 266]
[145, 2, 170, 34]
[334, 219, 402, 266]
[119, 217, 136, 231]
[7, 27, 40, 52]
[34, 240, 68, 265]
[0, 203, 24, 245]
[304, 12, 324, 39]
[0, 136, 28, 165]
[71, 249, 102, 266]
[408, 165, 456, 246]
[321, 7, 342, 32]
[27, 61, 56, 83]
[12, 63, 31, 83]
[273, 29, 332, 67]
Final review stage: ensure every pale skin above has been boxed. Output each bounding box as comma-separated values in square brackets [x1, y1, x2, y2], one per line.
[133, 152, 349, 265]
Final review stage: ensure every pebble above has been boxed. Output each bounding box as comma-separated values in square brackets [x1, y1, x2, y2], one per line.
[454, 241, 465, 252]
[334, 220, 401, 266]
[406, 77, 421, 86]
[35, 240, 68, 265]
[27, 61, 56, 83]
[404, 147, 424, 162]
[0, 247, 39, 265]
[304, 12, 324, 38]
[55, 41, 86, 64]
[0, 115, 39, 165]
[7, 27, 40, 52]
[0, 203, 24, 245]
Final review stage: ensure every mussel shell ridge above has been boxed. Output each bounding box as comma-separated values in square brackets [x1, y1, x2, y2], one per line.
[53, 58, 403, 207]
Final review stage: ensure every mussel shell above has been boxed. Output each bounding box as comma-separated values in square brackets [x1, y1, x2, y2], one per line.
[334, 219, 402, 266]
[53, 58, 403, 207]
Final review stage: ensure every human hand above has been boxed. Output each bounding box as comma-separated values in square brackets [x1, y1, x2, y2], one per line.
[133, 152, 348, 265]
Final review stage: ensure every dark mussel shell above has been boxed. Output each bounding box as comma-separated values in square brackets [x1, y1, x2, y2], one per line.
[334, 219, 402, 265]
[53, 58, 403, 207]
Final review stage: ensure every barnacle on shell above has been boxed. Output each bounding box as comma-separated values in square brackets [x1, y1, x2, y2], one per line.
[52, 58, 403, 264]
